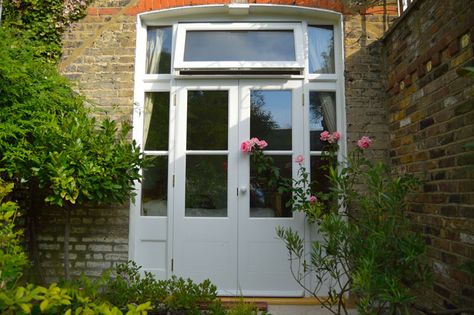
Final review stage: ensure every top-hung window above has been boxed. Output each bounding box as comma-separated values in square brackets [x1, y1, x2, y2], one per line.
[174, 23, 305, 71]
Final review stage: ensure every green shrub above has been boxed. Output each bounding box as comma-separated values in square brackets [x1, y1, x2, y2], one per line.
[276, 134, 431, 315]
[95, 261, 225, 315]
[0, 182, 152, 314]
[225, 298, 260, 315]
[0, 181, 29, 290]
[0, 26, 144, 280]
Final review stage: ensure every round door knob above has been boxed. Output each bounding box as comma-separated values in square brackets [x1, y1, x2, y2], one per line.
[240, 186, 248, 193]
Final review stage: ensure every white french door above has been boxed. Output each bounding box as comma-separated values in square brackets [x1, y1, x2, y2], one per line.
[173, 79, 305, 296]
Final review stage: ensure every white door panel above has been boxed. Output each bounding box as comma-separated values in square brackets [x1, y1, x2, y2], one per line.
[173, 81, 239, 293]
[172, 80, 304, 296]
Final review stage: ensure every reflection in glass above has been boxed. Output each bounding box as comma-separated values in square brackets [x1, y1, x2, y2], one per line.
[308, 25, 335, 73]
[144, 92, 169, 151]
[250, 155, 292, 218]
[146, 26, 172, 74]
[309, 92, 336, 151]
[251, 90, 292, 150]
[310, 156, 331, 194]
[186, 156, 227, 217]
[310, 156, 334, 212]
[184, 30, 295, 62]
[187, 91, 228, 150]
[142, 156, 168, 216]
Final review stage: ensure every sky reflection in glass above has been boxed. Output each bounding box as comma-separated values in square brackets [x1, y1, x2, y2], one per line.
[184, 31, 296, 62]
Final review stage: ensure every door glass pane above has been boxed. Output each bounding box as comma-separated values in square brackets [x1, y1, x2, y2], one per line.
[142, 156, 168, 216]
[184, 30, 295, 62]
[146, 26, 172, 74]
[308, 25, 335, 74]
[250, 155, 292, 218]
[144, 92, 169, 151]
[187, 91, 228, 150]
[309, 91, 336, 151]
[251, 90, 292, 150]
[310, 156, 334, 211]
[186, 155, 227, 217]
[310, 156, 331, 194]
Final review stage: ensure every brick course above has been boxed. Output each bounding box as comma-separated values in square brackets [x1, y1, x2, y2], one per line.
[383, 0, 474, 308]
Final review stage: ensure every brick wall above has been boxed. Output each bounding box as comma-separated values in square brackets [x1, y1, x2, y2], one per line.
[344, 13, 393, 159]
[383, 0, 474, 308]
[37, 206, 129, 282]
[41, 0, 397, 282]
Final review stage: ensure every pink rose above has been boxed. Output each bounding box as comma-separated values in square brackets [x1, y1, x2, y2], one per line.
[309, 195, 317, 204]
[250, 137, 260, 146]
[258, 140, 268, 149]
[357, 136, 372, 149]
[295, 155, 304, 165]
[320, 131, 330, 141]
[332, 131, 341, 141]
[240, 140, 252, 153]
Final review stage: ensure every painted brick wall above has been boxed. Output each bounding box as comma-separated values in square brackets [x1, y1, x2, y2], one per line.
[39, 0, 398, 282]
[383, 0, 474, 308]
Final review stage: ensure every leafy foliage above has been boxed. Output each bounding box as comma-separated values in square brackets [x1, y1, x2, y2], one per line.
[0, 28, 143, 208]
[277, 139, 431, 314]
[0, 182, 152, 315]
[457, 66, 474, 78]
[225, 297, 261, 315]
[0, 26, 143, 279]
[1, 0, 92, 61]
[89, 261, 225, 314]
[0, 180, 29, 291]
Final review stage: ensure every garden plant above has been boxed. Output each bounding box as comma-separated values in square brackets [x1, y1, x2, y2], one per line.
[1, 180, 265, 315]
[0, 180, 152, 314]
[242, 134, 431, 314]
[0, 26, 144, 281]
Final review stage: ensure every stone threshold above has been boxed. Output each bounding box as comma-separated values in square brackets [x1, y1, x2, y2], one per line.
[219, 297, 328, 306]
[219, 297, 330, 311]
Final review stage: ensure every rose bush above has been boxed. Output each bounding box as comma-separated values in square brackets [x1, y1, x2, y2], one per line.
[253, 131, 432, 315]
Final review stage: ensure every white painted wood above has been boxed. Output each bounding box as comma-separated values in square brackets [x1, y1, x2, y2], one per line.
[173, 80, 239, 294]
[237, 80, 305, 297]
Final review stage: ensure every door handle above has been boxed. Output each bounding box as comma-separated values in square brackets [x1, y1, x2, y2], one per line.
[239, 186, 248, 194]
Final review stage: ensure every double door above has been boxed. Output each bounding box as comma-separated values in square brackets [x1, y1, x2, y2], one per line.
[172, 80, 305, 296]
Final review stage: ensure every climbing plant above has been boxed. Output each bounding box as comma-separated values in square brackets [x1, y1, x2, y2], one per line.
[1, 0, 92, 61]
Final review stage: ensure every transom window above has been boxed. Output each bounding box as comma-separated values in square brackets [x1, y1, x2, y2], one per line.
[174, 23, 305, 71]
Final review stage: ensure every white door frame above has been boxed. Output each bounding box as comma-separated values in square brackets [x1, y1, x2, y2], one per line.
[172, 79, 305, 296]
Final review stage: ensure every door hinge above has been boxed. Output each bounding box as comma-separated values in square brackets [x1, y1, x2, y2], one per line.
[172, 175, 175, 187]
[171, 258, 174, 272]
[173, 94, 176, 106]
[302, 93, 305, 106]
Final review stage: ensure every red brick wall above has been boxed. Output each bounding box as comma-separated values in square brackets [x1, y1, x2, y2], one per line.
[87, 0, 346, 16]
[383, 0, 474, 309]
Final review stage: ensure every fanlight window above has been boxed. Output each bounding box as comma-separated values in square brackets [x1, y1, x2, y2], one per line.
[173, 23, 305, 71]
[183, 30, 296, 62]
